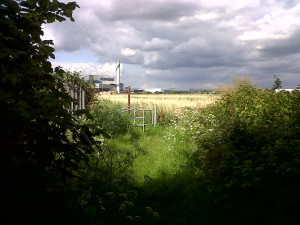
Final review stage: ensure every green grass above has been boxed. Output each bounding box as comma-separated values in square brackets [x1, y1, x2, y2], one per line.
[106, 125, 191, 184]
[91, 99, 196, 184]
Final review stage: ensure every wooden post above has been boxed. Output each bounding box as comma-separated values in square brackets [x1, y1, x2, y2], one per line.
[71, 88, 74, 111]
[79, 86, 82, 110]
[82, 88, 85, 109]
[154, 108, 157, 126]
[142, 108, 145, 133]
[160, 110, 163, 122]
[133, 107, 136, 125]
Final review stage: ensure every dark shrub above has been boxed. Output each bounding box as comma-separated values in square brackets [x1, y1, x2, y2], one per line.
[193, 85, 300, 224]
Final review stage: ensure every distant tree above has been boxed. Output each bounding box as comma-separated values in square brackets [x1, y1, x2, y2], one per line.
[272, 75, 282, 91]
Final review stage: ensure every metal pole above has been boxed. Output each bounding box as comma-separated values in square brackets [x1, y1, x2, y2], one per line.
[116, 61, 120, 93]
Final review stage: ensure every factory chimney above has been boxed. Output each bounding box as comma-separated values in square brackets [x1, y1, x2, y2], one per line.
[116, 61, 121, 93]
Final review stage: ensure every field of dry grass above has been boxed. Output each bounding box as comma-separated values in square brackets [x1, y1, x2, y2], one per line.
[97, 93, 220, 113]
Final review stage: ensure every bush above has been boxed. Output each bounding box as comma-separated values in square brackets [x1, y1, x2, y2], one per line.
[90, 100, 132, 138]
[216, 76, 257, 94]
[193, 84, 300, 224]
[54, 70, 96, 107]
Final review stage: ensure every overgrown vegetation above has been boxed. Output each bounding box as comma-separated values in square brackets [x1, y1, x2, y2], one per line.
[192, 84, 300, 224]
[0, 1, 97, 224]
[91, 84, 300, 224]
[216, 76, 257, 94]
[1, 1, 299, 224]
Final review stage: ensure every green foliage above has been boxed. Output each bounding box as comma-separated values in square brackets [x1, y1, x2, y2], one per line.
[2, 4, 298, 222]
[53, 69, 96, 107]
[0, 1, 164, 225]
[192, 84, 300, 223]
[0, 1, 107, 224]
[142, 170, 226, 225]
[89, 99, 132, 138]
[272, 75, 282, 91]
[71, 120, 159, 224]
[0, 0, 83, 169]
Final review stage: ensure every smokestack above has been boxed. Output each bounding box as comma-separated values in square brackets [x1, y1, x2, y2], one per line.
[116, 61, 120, 93]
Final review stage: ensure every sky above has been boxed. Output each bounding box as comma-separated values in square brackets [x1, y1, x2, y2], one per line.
[43, 0, 300, 89]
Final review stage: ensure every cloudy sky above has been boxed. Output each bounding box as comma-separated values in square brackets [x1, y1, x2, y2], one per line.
[43, 0, 300, 89]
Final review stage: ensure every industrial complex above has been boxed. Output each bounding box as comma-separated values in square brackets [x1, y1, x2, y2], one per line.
[84, 61, 193, 94]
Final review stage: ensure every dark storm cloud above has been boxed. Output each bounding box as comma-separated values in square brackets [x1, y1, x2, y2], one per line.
[107, 0, 200, 21]
[260, 28, 300, 57]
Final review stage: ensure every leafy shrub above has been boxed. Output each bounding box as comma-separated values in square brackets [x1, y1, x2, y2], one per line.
[90, 100, 132, 138]
[192, 84, 300, 223]
[0, 1, 104, 225]
[54, 70, 96, 107]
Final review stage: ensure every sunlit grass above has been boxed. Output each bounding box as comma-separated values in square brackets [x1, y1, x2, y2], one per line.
[97, 94, 210, 184]
[128, 126, 190, 183]
[104, 125, 191, 184]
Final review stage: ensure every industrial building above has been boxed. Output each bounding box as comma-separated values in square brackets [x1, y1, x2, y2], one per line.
[127, 87, 192, 94]
[86, 61, 123, 93]
[87, 74, 124, 92]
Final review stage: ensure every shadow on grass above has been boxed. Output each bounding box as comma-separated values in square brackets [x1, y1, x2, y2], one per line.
[139, 168, 300, 225]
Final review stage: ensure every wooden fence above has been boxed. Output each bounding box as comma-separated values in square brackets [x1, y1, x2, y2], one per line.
[65, 85, 86, 111]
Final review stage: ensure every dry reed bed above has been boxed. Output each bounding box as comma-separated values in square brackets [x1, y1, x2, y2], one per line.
[97, 93, 220, 113]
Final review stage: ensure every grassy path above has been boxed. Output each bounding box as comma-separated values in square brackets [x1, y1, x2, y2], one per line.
[107, 125, 190, 184]
[128, 126, 190, 183]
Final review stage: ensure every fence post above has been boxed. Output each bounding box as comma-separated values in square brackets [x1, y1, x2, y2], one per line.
[75, 86, 78, 111]
[154, 108, 157, 126]
[142, 108, 145, 132]
[82, 88, 85, 109]
[70, 88, 74, 111]
[79, 86, 82, 110]
[133, 107, 136, 125]
[160, 110, 163, 122]
[128, 86, 131, 115]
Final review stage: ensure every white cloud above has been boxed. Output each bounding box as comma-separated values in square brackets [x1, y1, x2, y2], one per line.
[51, 62, 120, 77]
[143, 38, 172, 51]
[45, 0, 300, 89]
[144, 52, 161, 66]
[198, 0, 260, 11]
[121, 48, 137, 56]
[237, 31, 286, 41]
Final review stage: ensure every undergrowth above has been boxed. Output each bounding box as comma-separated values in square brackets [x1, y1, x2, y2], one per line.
[83, 87, 300, 225]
